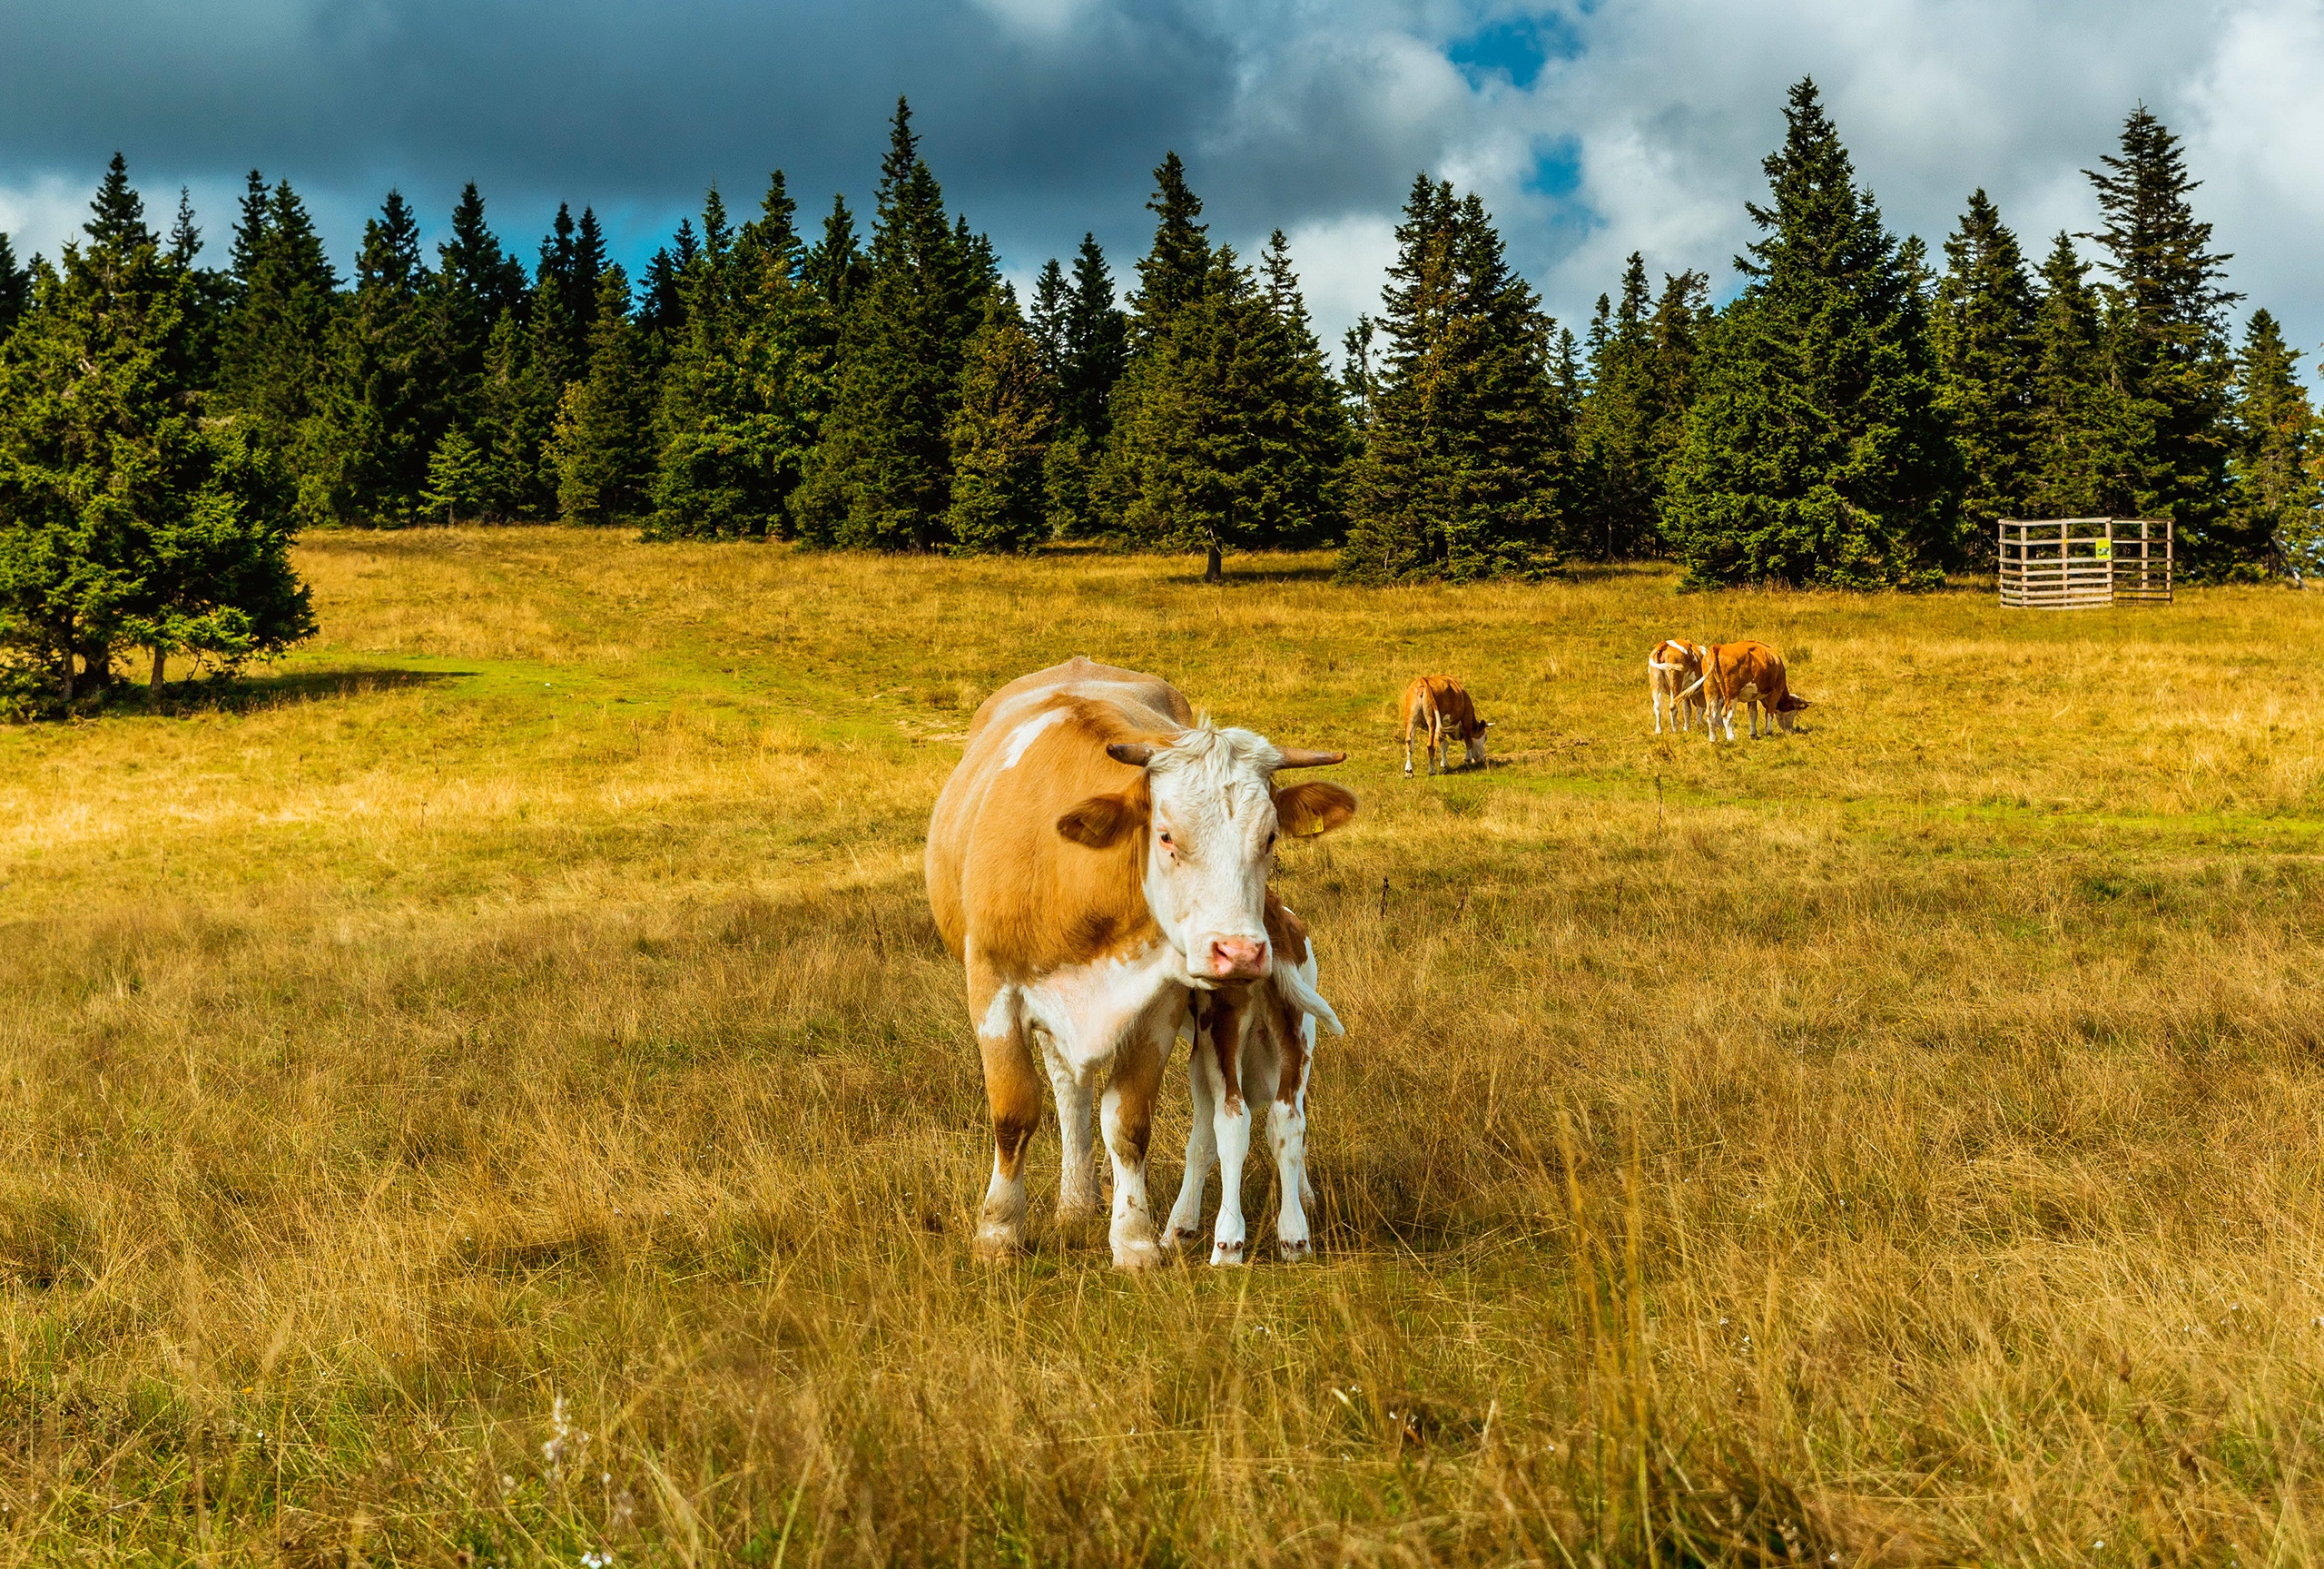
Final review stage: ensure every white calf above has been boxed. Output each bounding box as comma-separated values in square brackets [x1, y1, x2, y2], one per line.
[1166, 899, 1341, 1264]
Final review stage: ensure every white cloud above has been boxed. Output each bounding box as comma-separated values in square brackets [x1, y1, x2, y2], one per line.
[1270, 212, 1402, 353]
[0, 174, 94, 267]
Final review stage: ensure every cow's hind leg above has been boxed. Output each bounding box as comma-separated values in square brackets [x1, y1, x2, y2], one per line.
[1099, 1004, 1172, 1270]
[970, 966, 1040, 1259]
[1165, 998, 1216, 1250]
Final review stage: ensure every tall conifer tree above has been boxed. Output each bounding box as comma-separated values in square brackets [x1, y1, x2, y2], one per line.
[946, 291, 1055, 553]
[1337, 176, 1567, 582]
[2083, 105, 2244, 574]
[217, 174, 340, 451]
[1575, 253, 1663, 560]
[303, 190, 442, 526]
[792, 99, 985, 549]
[553, 266, 655, 526]
[0, 231, 30, 338]
[1661, 80, 1955, 587]
[2222, 310, 2320, 577]
[431, 183, 527, 427]
[1932, 190, 2040, 560]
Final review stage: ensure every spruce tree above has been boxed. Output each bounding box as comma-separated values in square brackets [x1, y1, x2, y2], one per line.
[302, 190, 441, 525]
[1107, 240, 1349, 581]
[1129, 153, 1210, 345]
[791, 99, 984, 549]
[946, 292, 1054, 553]
[0, 231, 30, 339]
[421, 427, 487, 525]
[165, 188, 230, 393]
[1575, 253, 1663, 560]
[217, 175, 340, 450]
[474, 307, 556, 519]
[1932, 191, 2040, 561]
[1341, 316, 1377, 434]
[1042, 234, 1129, 537]
[2083, 105, 2244, 574]
[803, 197, 864, 318]
[0, 156, 310, 700]
[1337, 176, 1567, 582]
[431, 183, 528, 427]
[553, 266, 656, 526]
[646, 175, 821, 539]
[2223, 310, 2320, 578]
[1661, 80, 1955, 588]
[2024, 234, 2125, 518]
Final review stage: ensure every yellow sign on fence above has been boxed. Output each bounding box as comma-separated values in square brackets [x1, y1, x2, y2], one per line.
[2093, 538, 2112, 559]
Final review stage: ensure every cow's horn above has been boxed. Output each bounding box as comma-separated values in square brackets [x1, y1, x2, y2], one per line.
[1107, 742, 1158, 766]
[1274, 748, 1346, 768]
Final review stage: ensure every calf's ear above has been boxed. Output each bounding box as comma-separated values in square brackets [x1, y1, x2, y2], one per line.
[1057, 793, 1143, 848]
[1275, 781, 1358, 838]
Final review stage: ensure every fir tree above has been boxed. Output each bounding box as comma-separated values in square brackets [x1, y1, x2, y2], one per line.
[2222, 310, 2320, 578]
[803, 196, 864, 317]
[1040, 234, 1129, 537]
[1029, 258, 1069, 376]
[553, 266, 655, 526]
[301, 190, 441, 526]
[1932, 191, 2040, 561]
[431, 183, 528, 425]
[0, 231, 30, 339]
[1661, 80, 1956, 588]
[946, 292, 1054, 553]
[0, 156, 311, 700]
[2024, 233, 2125, 518]
[420, 427, 487, 525]
[1129, 153, 1211, 346]
[646, 176, 822, 539]
[1575, 253, 1663, 560]
[165, 187, 230, 391]
[1105, 241, 1349, 581]
[1337, 176, 1567, 582]
[2083, 105, 2244, 574]
[474, 307, 556, 519]
[1341, 316, 1377, 433]
[217, 174, 340, 449]
[792, 98, 985, 549]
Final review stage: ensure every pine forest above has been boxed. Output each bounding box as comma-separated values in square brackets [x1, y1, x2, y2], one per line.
[4, 84, 2321, 706]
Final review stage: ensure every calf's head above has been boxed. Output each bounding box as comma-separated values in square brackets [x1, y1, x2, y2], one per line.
[1055, 721, 1354, 985]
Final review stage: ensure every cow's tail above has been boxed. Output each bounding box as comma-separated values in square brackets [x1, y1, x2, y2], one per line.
[1275, 962, 1344, 1036]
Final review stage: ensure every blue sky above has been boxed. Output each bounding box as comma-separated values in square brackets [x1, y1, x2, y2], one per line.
[4, 0, 2321, 378]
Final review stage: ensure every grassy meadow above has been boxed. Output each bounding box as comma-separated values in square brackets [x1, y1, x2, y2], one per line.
[3, 527, 2323, 1564]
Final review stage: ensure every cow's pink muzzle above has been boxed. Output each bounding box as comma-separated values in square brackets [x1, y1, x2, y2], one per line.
[1199, 936, 1270, 982]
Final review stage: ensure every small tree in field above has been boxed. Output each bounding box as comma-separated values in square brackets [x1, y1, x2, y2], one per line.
[421, 428, 487, 525]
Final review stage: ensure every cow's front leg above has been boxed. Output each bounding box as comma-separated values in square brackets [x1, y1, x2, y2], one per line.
[1040, 1038, 1101, 1223]
[970, 965, 1039, 1259]
[1099, 1011, 1169, 1270]
[1269, 1020, 1313, 1260]
[1166, 999, 1216, 1250]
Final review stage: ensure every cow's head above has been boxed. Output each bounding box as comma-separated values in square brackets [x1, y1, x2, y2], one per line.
[1055, 721, 1355, 986]
[1461, 715, 1492, 768]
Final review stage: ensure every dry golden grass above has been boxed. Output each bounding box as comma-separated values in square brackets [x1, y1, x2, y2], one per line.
[2, 526, 2322, 1564]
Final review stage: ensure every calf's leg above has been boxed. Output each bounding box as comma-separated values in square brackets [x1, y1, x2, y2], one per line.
[1202, 992, 1254, 1265]
[1165, 1000, 1216, 1248]
[1041, 1040, 1101, 1221]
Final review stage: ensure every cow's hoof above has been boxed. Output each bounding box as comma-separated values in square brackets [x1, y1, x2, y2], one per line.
[1113, 1237, 1165, 1270]
[1166, 1224, 1203, 1250]
[1277, 1237, 1312, 1262]
[971, 1227, 1025, 1262]
[1209, 1238, 1246, 1268]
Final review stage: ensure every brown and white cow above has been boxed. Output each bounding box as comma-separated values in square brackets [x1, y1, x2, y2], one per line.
[1694, 640, 1811, 741]
[1402, 676, 1491, 776]
[1647, 639, 1707, 735]
[1165, 890, 1341, 1264]
[925, 657, 1356, 1268]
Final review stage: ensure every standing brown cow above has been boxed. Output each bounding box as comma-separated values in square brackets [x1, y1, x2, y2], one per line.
[1402, 676, 1490, 776]
[925, 657, 1356, 1268]
[1694, 641, 1810, 741]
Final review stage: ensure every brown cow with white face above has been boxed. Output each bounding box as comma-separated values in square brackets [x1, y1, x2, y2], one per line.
[1694, 640, 1810, 741]
[925, 657, 1356, 1268]
[1402, 676, 1490, 776]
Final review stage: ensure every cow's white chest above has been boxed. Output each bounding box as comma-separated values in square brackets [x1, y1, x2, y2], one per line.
[1014, 942, 1182, 1081]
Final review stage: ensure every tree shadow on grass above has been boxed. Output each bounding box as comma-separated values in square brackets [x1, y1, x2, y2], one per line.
[1158, 562, 1342, 587]
[197, 666, 471, 714]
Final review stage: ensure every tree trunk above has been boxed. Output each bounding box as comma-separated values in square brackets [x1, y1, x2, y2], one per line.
[1204, 540, 1224, 584]
[150, 646, 166, 694]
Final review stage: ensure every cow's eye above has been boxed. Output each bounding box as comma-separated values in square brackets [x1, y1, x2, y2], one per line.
[1158, 831, 1175, 848]
[1265, 830, 1277, 851]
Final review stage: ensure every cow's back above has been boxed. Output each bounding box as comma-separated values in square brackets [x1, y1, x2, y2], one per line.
[928, 657, 1192, 972]
[1704, 640, 1787, 702]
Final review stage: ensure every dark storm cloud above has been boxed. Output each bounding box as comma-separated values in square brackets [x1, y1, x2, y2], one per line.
[0, 0, 1474, 304]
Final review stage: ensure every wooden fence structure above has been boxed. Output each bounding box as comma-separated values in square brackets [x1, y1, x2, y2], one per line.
[1998, 518, 2172, 608]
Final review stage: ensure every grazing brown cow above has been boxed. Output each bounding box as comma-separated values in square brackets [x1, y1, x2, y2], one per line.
[1402, 676, 1491, 776]
[925, 657, 1356, 1268]
[1694, 640, 1810, 741]
[1647, 639, 1707, 734]
[1165, 890, 1341, 1264]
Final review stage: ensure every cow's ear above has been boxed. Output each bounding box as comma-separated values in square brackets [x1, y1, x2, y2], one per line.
[1057, 793, 1143, 848]
[1275, 781, 1357, 838]
[1778, 695, 1811, 711]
